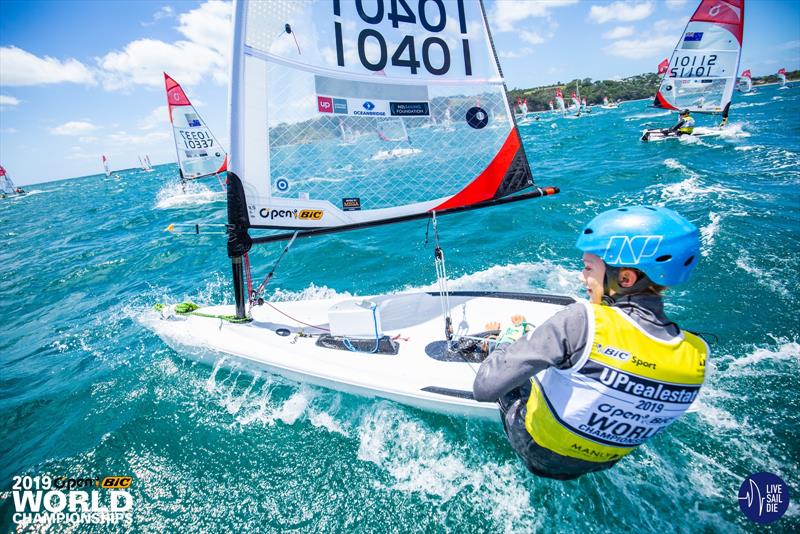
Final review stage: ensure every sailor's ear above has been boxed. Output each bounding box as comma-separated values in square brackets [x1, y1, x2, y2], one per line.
[617, 268, 638, 288]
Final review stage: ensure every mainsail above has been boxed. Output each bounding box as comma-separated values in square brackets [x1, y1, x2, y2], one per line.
[653, 0, 744, 115]
[0, 165, 17, 194]
[658, 58, 669, 75]
[227, 0, 546, 235]
[738, 69, 752, 92]
[778, 68, 787, 87]
[102, 155, 111, 178]
[555, 88, 566, 112]
[164, 73, 228, 181]
[570, 92, 580, 110]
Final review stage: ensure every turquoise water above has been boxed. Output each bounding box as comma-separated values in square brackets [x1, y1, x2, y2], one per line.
[1, 87, 798, 532]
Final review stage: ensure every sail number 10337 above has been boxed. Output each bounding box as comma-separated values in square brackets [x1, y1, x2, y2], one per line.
[333, 0, 473, 76]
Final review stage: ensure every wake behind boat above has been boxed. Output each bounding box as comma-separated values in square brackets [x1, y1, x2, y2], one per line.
[641, 0, 744, 142]
[149, 0, 560, 418]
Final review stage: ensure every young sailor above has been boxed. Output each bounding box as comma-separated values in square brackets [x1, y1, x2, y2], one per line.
[665, 109, 695, 136]
[473, 206, 706, 480]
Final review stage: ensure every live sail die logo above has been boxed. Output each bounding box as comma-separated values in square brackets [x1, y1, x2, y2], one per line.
[10, 474, 134, 527]
[738, 472, 790, 524]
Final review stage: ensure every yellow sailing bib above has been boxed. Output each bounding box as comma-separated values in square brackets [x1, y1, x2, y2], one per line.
[525, 302, 707, 463]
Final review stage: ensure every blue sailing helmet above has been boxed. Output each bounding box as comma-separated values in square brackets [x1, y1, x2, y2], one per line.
[575, 206, 700, 286]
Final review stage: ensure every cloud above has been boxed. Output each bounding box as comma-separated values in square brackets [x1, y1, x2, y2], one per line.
[0, 94, 21, 106]
[602, 26, 635, 39]
[98, 1, 231, 90]
[107, 130, 170, 146]
[498, 48, 534, 59]
[490, 0, 577, 32]
[79, 136, 98, 143]
[138, 105, 169, 131]
[0, 46, 96, 86]
[142, 5, 174, 26]
[1, 127, 18, 134]
[519, 31, 545, 45]
[589, 1, 654, 24]
[604, 35, 676, 59]
[665, 0, 688, 8]
[778, 40, 800, 50]
[50, 121, 98, 136]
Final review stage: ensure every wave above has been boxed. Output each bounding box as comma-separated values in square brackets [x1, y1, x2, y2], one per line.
[735, 253, 792, 299]
[699, 212, 721, 257]
[624, 110, 671, 121]
[155, 180, 224, 209]
[370, 148, 422, 161]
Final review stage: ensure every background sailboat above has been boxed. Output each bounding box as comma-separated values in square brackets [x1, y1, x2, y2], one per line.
[643, 0, 744, 141]
[777, 68, 788, 89]
[0, 164, 25, 197]
[164, 73, 227, 189]
[101, 155, 112, 178]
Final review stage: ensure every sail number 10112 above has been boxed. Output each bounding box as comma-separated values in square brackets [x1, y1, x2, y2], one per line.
[333, 0, 473, 76]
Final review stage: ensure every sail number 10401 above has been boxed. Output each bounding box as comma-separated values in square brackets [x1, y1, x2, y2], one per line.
[333, 0, 473, 76]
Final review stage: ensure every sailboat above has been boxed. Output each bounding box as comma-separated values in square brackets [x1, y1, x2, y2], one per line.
[600, 96, 618, 109]
[150, 0, 561, 419]
[139, 155, 154, 172]
[101, 155, 112, 178]
[164, 73, 228, 189]
[555, 88, 566, 114]
[777, 68, 789, 90]
[641, 0, 744, 142]
[738, 69, 754, 94]
[0, 165, 25, 198]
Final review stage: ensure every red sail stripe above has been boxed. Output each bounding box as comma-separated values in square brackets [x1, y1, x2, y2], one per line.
[432, 130, 520, 211]
[164, 72, 191, 122]
[654, 91, 678, 110]
[216, 154, 228, 174]
[690, 0, 744, 45]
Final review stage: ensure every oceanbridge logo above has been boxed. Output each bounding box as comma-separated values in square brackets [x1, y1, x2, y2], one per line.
[10, 474, 134, 527]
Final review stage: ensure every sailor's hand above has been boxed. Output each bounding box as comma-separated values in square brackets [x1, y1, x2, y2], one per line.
[510, 314, 526, 326]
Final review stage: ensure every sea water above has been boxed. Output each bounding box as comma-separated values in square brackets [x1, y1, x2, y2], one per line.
[1, 87, 798, 532]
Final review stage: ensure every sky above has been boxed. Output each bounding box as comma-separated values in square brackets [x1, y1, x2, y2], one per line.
[1, 0, 798, 185]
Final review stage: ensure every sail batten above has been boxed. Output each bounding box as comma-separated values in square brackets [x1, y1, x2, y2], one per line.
[229, 0, 536, 232]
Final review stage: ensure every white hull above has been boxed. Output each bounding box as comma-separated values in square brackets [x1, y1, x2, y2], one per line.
[641, 126, 727, 142]
[145, 291, 573, 419]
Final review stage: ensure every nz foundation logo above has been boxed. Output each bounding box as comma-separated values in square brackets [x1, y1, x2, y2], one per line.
[9, 474, 134, 526]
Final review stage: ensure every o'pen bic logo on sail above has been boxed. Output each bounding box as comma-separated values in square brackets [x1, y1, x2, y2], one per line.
[10, 474, 134, 527]
[738, 472, 790, 524]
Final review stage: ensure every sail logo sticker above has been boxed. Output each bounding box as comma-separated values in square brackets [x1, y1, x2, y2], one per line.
[258, 208, 322, 221]
[298, 210, 324, 220]
[362, 101, 375, 111]
[332, 98, 348, 114]
[684, 32, 703, 42]
[276, 178, 289, 192]
[602, 235, 662, 265]
[317, 96, 333, 113]
[342, 198, 361, 211]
